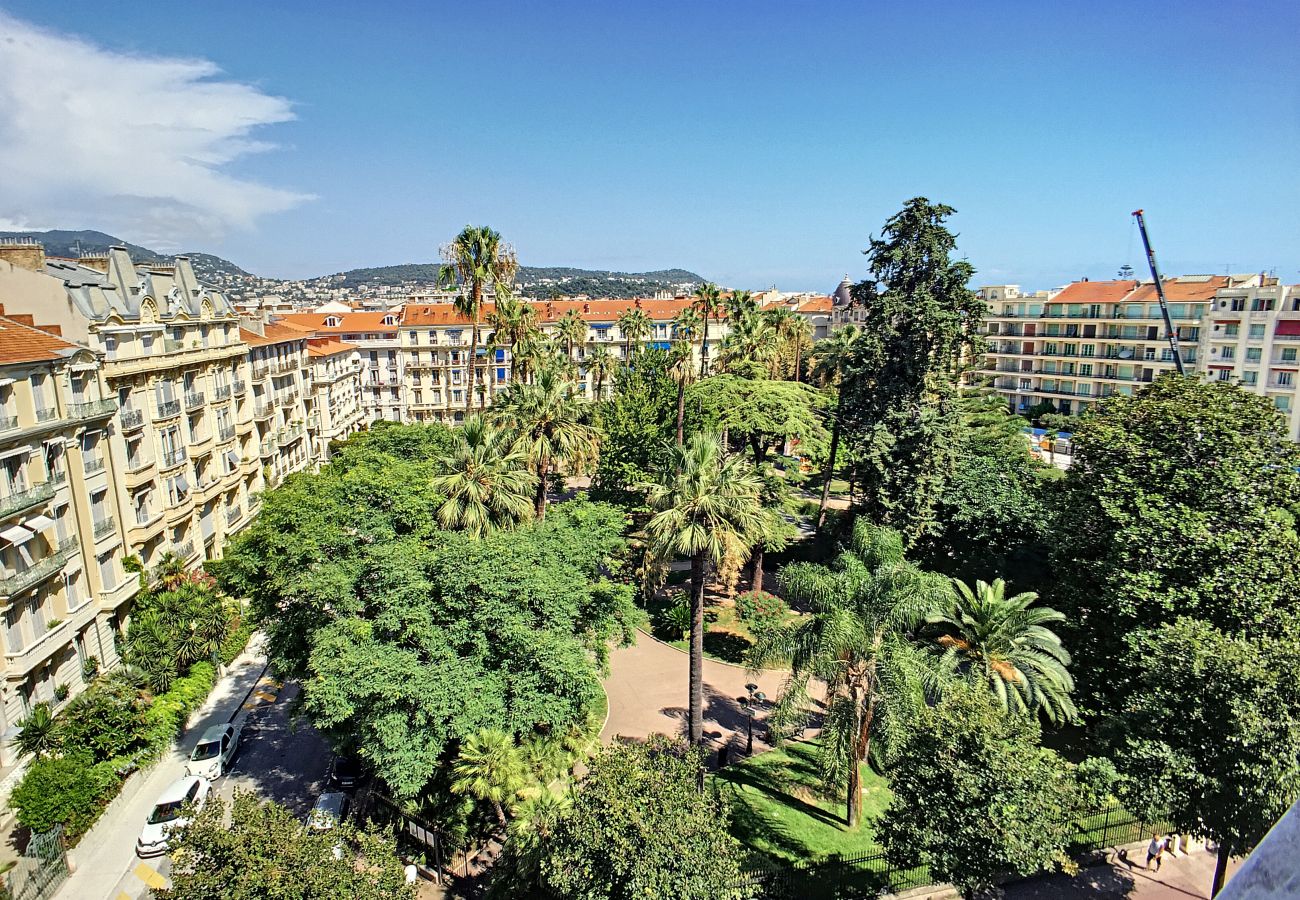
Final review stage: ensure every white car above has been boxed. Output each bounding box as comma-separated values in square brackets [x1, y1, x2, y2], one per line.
[137, 775, 211, 857]
[185, 722, 241, 780]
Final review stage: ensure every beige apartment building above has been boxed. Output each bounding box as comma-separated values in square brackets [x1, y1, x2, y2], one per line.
[239, 324, 313, 491]
[302, 337, 365, 461]
[0, 306, 135, 763]
[280, 311, 404, 423]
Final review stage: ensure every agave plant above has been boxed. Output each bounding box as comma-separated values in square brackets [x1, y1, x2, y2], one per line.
[14, 703, 61, 758]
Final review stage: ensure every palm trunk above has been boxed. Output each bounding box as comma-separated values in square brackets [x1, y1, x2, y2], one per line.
[492, 799, 507, 828]
[847, 663, 876, 828]
[688, 552, 706, 745]
[466, 304, 479, 413]
[816, 390, 844, 531]
[699, 319, 710, 378]
[676, 379, 686, 445]
[794, 341, 803, 383]
[1211, 842, 1232, 896]
[750, 544, 764, 592]
[535, 451, 550, 520]
[596, 371, 605, 401]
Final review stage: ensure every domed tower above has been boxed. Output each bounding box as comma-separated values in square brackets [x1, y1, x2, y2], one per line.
[832, 274, 853, 306]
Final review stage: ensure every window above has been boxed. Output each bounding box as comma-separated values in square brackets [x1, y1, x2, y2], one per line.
[98, 551, 117, 590]
[1249, 324, 1266, 339]
[1231, 298, 1246, 311]
[1217, 369, 1232, 381]
[1242, 371, 1259, 385]
[324, 316, 341, 327]
[5, 606, 24, 654]
[1247, 348, 1262, 362]
[1251, 297, 1275, 312]
[1277, 371, 1294, 387]
[27, 595, 46, 634]
[1220, 346, 1236, 361]
[1081, 344, 1095, 357]
[1275, 396, 1292, 412]
[91, 489, 108, 525]
[1079, 364, 1093, 377]
[1224, 323, 1240, 337]
[1283, 348, 1298, 363]
[3, 453, 28, 494]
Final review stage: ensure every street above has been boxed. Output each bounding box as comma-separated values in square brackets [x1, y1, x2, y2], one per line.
[56, 639, 335, 900]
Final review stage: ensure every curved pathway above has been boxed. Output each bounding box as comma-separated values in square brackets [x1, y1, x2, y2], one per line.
[601, 632, 790, 760]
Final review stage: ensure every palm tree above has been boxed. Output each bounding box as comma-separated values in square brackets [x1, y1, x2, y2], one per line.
[439, 226, 519, 412]
[666, 343, 694, 446]
[487, 293, 539, 384]
[642, 433, 767, 744]
[717, 310, 777, 378]
[691, 283, 724, 377]
[616, 308, 652, 361]
[750, 519, 950, 827]
[451, 728, 528, 828]
[764, 307, 813, 381]
[492, 367, 599, 520]
[14, 703, 61, 758]
[672, 307, 703, 378]
[585, 344, 617, 401]
[810, 325, 863, 531]
[555, 309, 588, 365]
[431, 416, 537, 537]
[922, 578, 1077, 724]
[724, 289, 759, 322]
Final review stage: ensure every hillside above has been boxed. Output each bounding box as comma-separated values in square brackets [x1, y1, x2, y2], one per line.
[0, 230, 251, 279]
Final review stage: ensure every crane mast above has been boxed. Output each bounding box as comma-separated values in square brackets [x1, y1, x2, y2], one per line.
[1131, 209, 1186, 376]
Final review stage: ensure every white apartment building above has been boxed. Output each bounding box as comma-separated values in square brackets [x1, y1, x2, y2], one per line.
[302, 336, 365, 462]
[239, 324, 313, 492]
[281, 312, 404, 423]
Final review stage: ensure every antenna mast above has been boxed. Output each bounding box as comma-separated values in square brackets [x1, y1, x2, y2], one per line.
[1131, 209, 1186, 376]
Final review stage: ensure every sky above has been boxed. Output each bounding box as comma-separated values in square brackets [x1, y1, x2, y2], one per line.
[0, 1, 1297, 291]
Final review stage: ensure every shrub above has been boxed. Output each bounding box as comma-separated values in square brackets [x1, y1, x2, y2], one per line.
[658, 603, 691, 640]
[219, 618, 255, 666]
[139, 662, 217, 758]
[11, 752, 120, 841]
[14, 704, 61, 758]
[53, 684, 69, 702]
[734, 590, 786, 623]
[60, 677, 148, 763]
[81, 655, 100, 682]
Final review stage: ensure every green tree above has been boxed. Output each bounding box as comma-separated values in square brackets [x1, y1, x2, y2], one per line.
[14, 703, 61, 759]
[840, 198, 985, 543]
[809, 324, 864, 530]
[667, 342, 695, 446]
[431, 415, 538, 537]
[590, 347, 676, 504]
[10, 751, 119, 840]
[922, 578, 1077, 725]
[717, 304, 777, 378]
[1114, 619, 1300, 897]
[878, 685, 1079, 899]
[532, 736, 745, 900]
[451, 728, 529, 827]
[125, 566, 230, 693]
[439, 225, 518, 411]
[158, 790, 413, 900]
[691, 283, 724, 377]
[749, 519, 949, 827]
[643, 433, 766, 744]
[1050, 376, 1300, 714]
[487, 293, 540, 382]
[687, 374, 829, 466]
[616, 307, 652, 360]
[493, 367, 600, 519]
[555, 308, 588, 364]
[585, 343, 617, 401]
[763, 305, 813, 381]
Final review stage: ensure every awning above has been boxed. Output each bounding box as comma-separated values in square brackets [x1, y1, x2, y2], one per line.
[225, 451, 240, 468]
[1276, 321, 1300, 337]
[651, 341, 672, 350]
[175, 476, 189, 492]
[0, 524, 34, 545]
[26, 514, 56, 533]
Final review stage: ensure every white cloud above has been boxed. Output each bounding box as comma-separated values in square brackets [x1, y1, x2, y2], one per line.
[0, 11, 312, 247]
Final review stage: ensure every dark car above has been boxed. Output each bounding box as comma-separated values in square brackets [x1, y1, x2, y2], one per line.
[329, 755, 362, 789]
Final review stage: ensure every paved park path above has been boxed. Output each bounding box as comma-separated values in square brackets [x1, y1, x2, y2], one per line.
[601, 630, 792, 761]
[1002, 843, 1243, 900]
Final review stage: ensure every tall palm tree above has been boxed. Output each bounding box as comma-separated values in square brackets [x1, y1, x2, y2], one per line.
[922, 578, 1077, 725]
[717, 311, 778, 378]
[492, 367, 599, 519]
[666, 343, 695, 446]
[555, 309, 588, 365]
[451, 728, 528, 828]
[810, 325, 863, 531]
[616, 308, 653, 361]
[585, 344, 617, 401]
[431, 416, 537, 537]
[763, 306, 813, 381]
[642, 433, 766, 744]
[487, 293, 539, 384]
[750, 520, 950, 827]
[691, 283, 724, 377]
[724, 289, 759, 322]
[439, 226, 519, 412]
[672, 308, 703, 382]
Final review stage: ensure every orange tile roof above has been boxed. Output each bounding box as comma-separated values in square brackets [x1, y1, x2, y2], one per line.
[1128, 276, 1230, 302]
[1047, 280, 1139, 305]
[797, 296, 834, 313]
[0, 313, 81, 366]
[400, 297, 710, 327]
[280, 311, 400, 334]
[306, 337, 359, 358]
[238, 323, 310, 347]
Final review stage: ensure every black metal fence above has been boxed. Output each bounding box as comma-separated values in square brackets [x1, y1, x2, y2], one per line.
[2, 827, 68, 900]
[736, 803, 1174, 899]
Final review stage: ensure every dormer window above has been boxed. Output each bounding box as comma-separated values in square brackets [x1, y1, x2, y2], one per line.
[381, 315, 397, 326]
[324, 316, 341, 327]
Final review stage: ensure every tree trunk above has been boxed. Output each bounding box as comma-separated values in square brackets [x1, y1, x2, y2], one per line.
[749, 436, 766, 466]
[535, 451, 550, 520]
[750, 544, 764, 592]
[596, 372, 604, 401]
[688, 552, 706, 745]
[1211, 842, 1232, 896]
[847, 665, 877, 828]
[793, 341, 802, 383]
[676, 379, 687, 445]
[816, 391, 844, 531]
[492, 799, 507, 829]
[466, 310, 479, 413]
[699, 318, 710, 378]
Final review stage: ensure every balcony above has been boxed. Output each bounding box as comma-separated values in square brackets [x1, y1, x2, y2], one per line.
[35, 407, 57, 423]
[0, 551, 67, 599]
[277, 391, 299, 407]
[185, 391, 206, 411]
[68, 399, 116, 420]
[160, 448, 187, 470]
[307, 413, 321, 431]
[277, 425, 305, 447]
[120, 407, 145, 430]
[0, 415, 17, 431]
[226, 506, 243, 526]
[218, 424, 236, 443]
[254, 403, 274, 420]
[173, 540, 195, 561]
[0, 482, 54, 520]
[233, 379, 247, 395]
[156, 399, 182, 420]
[58, 535, 79, 556]
[214, 384, 233, 401]
[260, 438, 276, 458]
[93, 516, 116, 540]
[83, 456, 106, 475]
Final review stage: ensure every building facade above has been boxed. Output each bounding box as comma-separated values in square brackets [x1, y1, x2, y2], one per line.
[280, 311, 404, 423]
[239, 324, 313, 491]
[302, 336, 365, 462]
[0, 307, 136, 763]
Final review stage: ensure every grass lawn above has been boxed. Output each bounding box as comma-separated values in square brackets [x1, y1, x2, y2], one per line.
[659, 598, 801, 666]
[714, 740, 892, 865]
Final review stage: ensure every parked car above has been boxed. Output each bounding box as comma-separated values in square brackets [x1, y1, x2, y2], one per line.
[136, 776, 211, 857]
[307, 791, 349, 832]
[185, 722, 242, 780]
[328, 754, 362, 789]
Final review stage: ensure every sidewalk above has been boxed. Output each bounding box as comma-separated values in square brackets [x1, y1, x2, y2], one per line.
[1002, 843, 1243, 900]
[53, 635, 269, 900]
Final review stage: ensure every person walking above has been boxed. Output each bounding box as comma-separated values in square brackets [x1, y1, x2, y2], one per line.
[1146, 832, 1165, 871]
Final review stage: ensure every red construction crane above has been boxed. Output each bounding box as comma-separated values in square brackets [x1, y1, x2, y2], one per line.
[1131, 209, 1187, 376]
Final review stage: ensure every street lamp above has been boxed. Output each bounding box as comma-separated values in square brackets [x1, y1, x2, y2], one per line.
[743, 684, 767, 756]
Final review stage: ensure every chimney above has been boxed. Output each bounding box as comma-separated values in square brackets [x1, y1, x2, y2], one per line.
[0, 237, 46, 272]
[635, 298, 642, 309]
[582, 303, 590, 314]
[79, 251, 110, 272]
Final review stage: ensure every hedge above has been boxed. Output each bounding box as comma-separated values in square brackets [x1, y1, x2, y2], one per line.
[219, 619, 255, 667]
[139, 661, 217, 758]
[10, 752, 120, 842]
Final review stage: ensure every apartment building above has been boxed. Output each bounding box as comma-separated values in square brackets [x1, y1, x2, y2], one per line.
[302, 337, 365, 462]
[977, 276, 1265, 415]
[240, 324, 313, 491]
[280, 311, 404, 423]
[0, 308, 135, 764]
[0, 243, 252, 570]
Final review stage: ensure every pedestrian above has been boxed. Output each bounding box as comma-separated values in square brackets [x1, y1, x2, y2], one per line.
[1146, 832, 1164, 871]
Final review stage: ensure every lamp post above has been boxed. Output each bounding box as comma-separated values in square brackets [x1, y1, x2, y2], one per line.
[743, 683, 767, 756]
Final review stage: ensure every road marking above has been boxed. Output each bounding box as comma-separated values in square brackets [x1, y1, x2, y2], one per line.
[133, 862, 169, 890]
[116, 893, 133, 900]
[253, 689, 278, 703]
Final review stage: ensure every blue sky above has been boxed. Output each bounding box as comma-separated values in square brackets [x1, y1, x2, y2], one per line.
[1, 1, 1297, 290]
